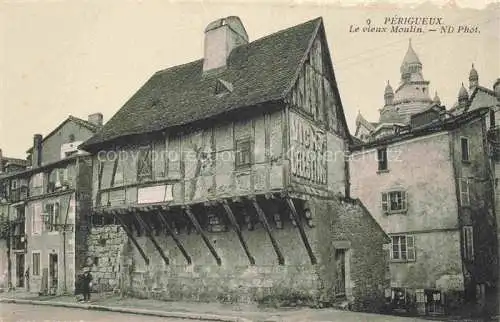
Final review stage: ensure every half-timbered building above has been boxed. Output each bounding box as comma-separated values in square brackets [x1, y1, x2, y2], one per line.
[80, 17, 390, 311]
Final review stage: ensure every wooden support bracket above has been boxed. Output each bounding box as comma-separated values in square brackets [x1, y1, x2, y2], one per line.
[221, 200, 255, 265]
[111, 211, 149, 265]
[183, 206, 221, 266]
[135, 212, 170, 265]
[250, 198, 285, 265]
[156, 210, 192, 265]
[286, 198, 317, 265]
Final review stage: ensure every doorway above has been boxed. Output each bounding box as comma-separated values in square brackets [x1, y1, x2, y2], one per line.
[49, 253, 58, 294]
[15, 254, 25, 288]
[335, 248, 346, 297]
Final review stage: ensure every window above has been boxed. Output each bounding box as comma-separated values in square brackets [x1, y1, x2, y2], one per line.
[391, 235, 415, 261]
[235, 139, 253, 168]
[31, 172, 44, 196]
[463, 226, 474, 261]
[32, 252, 40, 276]
[461, 137, 469, 162]
[382, 191, 407, 214]
[31, 203, 43, 235]
[137, 147, 153, 182]
[377, 148, 388, 171]
[44, 202, 60, 232]
[68, 134, 75, 143]
[459, 178, 470, 206]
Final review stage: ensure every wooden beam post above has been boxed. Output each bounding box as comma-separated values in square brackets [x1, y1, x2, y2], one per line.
[156, 209, 192, 265]
[250, 197, 285, 265]
[221, 200, 255, 265]
[111, 210, 149, 265]
[285, 198, 317, 265]
[183, 206, 221, 266]
[135, 212, 169, 265]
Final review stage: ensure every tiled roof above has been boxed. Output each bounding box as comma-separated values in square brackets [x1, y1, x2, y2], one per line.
[81, 18, 323, 149]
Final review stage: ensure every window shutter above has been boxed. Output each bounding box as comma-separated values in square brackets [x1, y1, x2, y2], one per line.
[382, 193, 388, 212]
[54, 203, 60, 227]
[401, 191, 407, 211]
[406, 235, 415, 261]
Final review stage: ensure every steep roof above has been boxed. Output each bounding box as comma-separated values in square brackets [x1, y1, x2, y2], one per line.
[26, 115, 99, 153]
[81, 18, 327, 150]
[401, 39, 421, 68]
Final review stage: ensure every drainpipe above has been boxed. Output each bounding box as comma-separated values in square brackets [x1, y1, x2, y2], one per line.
[6, 205, 11, 289]
[62, 195, 71, 294]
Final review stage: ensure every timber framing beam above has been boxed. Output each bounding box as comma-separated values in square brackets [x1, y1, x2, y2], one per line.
[135, 212, 170, 265]
[110, 210, 149, 265]
[285, 198, 317, 265]
[221, 200, 255, 265]
[183, 206, 221, 266]
[155, 208, 192, 265]
[250, 197, 285, 265]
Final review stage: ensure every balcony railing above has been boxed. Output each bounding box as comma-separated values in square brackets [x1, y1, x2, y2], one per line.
[10, 186, 28, 203]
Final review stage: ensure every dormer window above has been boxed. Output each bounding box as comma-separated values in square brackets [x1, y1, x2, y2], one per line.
[215, 79, 233, 96]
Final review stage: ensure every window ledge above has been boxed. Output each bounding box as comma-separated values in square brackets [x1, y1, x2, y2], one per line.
[377, 170, 390, 174]
[390, 259, 416, 263]
[461, 160, 471, 165]
[384, 210, 408, 216]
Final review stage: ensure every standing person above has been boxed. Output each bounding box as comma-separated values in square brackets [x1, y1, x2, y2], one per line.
[82, 267, 93, 302]
[25, 267, 30, 292]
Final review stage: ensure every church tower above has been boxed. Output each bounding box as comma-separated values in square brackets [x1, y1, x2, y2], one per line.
[379, 39, 433, 123]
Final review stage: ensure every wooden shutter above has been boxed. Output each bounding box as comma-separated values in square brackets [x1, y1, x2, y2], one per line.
[406, 235, 415, 261]
[460, 178, 470, 206]
[401, 191, 407, 211]
[137, 147, 152, 182]
[463, 226, 474, 261]
[382, 193, 388, 212]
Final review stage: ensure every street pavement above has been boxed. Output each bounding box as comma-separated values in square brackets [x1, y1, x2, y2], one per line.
[0, 303, 199, 322]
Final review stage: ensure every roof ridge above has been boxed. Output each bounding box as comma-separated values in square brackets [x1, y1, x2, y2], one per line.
[250, 17, 322, 46]
[154, 18, 322, 77]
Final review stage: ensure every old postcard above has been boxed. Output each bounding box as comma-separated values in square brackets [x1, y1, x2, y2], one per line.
[0, 0, 499, 321]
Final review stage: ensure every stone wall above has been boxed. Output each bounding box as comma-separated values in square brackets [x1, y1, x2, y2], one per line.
[86, 225, 127, 292]
[88, 196, 390, 313]
[311, 197, 391, 312]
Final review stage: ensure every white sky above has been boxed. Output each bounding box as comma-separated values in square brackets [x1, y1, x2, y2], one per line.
[1, 0, 499, 158]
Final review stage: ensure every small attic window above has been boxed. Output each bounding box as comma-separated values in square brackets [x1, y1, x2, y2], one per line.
[68, 134, 75, 143]
[215, 79, 233, 96]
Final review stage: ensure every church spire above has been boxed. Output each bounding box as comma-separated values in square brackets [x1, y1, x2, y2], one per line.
[469, 63, 478, 91]
[400, 39, 423, 82]
[384, 80, 394, 106]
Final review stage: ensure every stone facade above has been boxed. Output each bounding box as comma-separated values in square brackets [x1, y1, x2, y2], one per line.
[350, 112, 497, 313]
[88, 196, 389, 312]
[86, 225, 127, 292]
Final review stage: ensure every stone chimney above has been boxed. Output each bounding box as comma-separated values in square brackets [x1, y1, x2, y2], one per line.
[203, 16, 249, 73]
[88, 113, 103, 127]
[32, 134, 43, 168]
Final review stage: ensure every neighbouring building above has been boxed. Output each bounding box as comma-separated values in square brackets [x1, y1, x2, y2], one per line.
[79, 17, 391, 312]
[349, 56, 499, 316]
[0, 150, 29, 290]
[0, 114, 102, 295]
